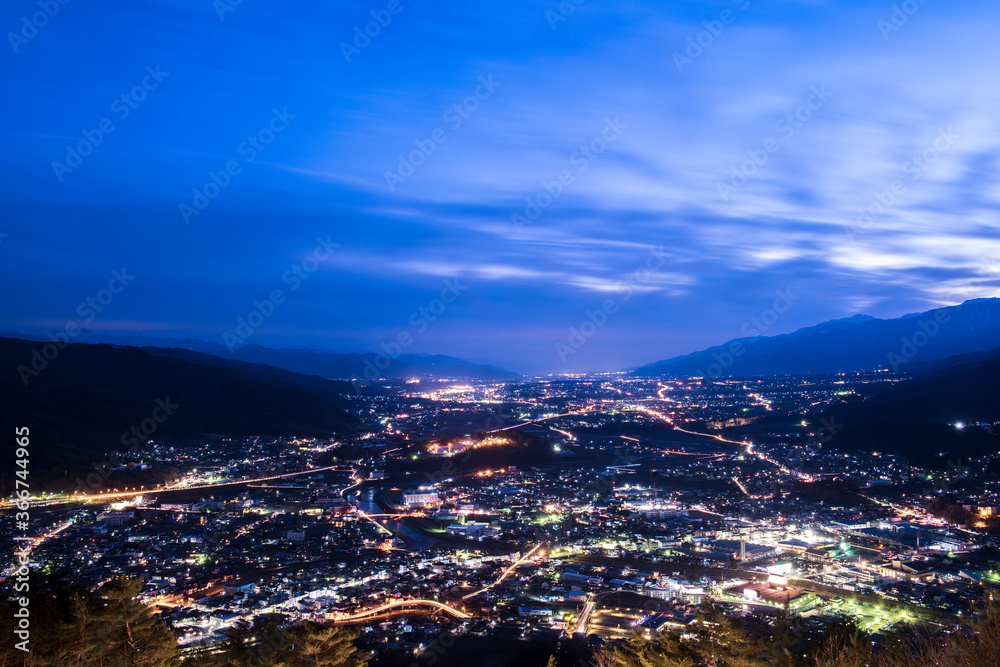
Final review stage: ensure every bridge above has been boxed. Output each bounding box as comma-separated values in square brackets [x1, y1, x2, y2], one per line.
[328, 599, 470, 623]
[570, 591, 616, 636]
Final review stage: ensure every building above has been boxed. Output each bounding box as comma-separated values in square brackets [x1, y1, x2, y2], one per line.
[871, 559, 935, 583]
[635, 506, 689, 519]
[445, 523, 499, 540]
[403, 491, 440, 508]
[644, 585, 674, 600]
[854, 569, 882, 587]
[722, 578, 817, 615]
[640, 611, 698, 639]
[223, 582, 256, 595]
[98, 512, 134, 527]
[711, 540, 776, 561]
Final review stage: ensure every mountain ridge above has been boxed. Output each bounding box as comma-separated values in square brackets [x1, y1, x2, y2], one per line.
[0, 331, 519, 380]
[634, 298, 1000, 378]
[0, 337, 359, 489]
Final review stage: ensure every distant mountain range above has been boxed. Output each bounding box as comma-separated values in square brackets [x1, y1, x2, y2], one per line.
[0, 337, 359, 487]
[634, 298, 1000, 377]
[224, 346, 519, 381]
[0, 332, 520, 381]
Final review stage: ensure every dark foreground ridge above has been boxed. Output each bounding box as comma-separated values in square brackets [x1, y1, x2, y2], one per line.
[0, 336, 357, 487]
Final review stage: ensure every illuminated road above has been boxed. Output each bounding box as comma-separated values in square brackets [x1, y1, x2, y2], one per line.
[570, 591, 616, 636]
[573, 599, 596, 635]
[572, 598, 597, 635]
[854, 490, 932, 521]
[2, 464, 346, 510]
[462, 543, 543, 600]
[329, 599, 469, 622]
[638, 402, 816, 482]
[486, 409, 593, 433]
[732, 476, 759, 499]
[634, 404, 746, 446]
[5, 519, 73, 572]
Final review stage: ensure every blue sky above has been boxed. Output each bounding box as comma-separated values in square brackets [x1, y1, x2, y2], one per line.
[1, 0, 999, 373]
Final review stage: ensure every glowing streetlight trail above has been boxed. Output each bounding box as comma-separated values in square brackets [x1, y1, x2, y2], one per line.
[639, 401, 815, 482]
[732, 476, 759, 499]
[2, 464, 345, 509]
[486, 408, 593, 433]
[633, 404, 746, 446]
[570, 591, 615, 635]
[330, 599, 469, 622]
[462, 543, 543, 600]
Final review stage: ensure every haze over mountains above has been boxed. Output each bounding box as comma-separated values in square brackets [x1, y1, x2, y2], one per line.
[634, 298, 1000, 378]
[2, 296, 999, 483]
[0, 332, 520, 381]
[4, 298, 999, 382]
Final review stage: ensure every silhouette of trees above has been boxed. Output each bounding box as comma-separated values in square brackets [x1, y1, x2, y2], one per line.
[0, 573, 367, 667]
[591, 595, 1000, 667]
[0, 573, 178, 666]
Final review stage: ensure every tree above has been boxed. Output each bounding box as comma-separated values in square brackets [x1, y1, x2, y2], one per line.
[0, 573, 178, 667]
[100, 577, 180, 667]
[690, 599, 771, 667]
[603, 629, 698, 667]
[203, 620, 366, 667]
[810, 619, 875, 667]
[280, 623, 365, 667]
[762, 608, 805, 667]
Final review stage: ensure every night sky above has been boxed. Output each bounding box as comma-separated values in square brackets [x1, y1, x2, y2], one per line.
[2, 0, 999, 373]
